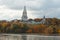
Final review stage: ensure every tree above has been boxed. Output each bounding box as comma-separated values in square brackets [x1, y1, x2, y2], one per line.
[53, 27, 57, 34]
[26, 29, 32, 33]
[12, 24, 20, 33]
[44, 27, 53, 35]
[21, 24, 29, 33]
[34, 18, 41, 22]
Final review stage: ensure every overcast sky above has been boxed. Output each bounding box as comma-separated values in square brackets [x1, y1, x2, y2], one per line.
[0, 0, 60, 20]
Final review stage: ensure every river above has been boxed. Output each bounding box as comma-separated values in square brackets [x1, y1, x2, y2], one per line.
[0, 34, 60, 40]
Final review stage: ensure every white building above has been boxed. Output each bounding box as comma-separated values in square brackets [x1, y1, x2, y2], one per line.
[21, 6, 28, 22]
[21, 6, 46, 24]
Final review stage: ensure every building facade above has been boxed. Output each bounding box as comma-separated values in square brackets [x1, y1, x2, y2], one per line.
[21, 6, 46, 24]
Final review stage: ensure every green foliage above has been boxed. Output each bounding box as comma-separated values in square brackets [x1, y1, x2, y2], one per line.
[21, 24, 29, 33]
[12, 24, 20, 33]
[13, 24, 20, 29]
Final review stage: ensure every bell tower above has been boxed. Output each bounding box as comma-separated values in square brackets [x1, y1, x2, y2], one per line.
[21, 6, 28, 21]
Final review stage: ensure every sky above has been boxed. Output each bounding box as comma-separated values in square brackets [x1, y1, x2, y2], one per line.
[0, 0, 60, 20]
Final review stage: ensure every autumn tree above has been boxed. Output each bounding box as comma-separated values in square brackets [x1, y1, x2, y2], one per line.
[44, 26, 53, 35]
[21, 24, 29, 33]
[26, 28, 32, 33]
[12, 24, 21, 33]
[34, 18, 41, 22]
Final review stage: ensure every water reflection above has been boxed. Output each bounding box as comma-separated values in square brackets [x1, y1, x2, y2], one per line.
[22, 35, 27, 40]
[0, 34, 60, 40]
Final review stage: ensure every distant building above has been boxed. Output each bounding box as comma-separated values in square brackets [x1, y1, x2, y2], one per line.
[21, 6, 28, 22]
[40, 16, 46, 24]
[21, 6, 46, 24]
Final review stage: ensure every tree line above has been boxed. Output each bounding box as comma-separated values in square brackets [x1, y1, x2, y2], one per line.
[0, 18, 60, 35]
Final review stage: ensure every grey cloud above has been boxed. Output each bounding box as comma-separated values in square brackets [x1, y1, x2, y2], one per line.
[0, 0, 45, 10]
[31, 8, 60, 18]
[0, 0, 60, 10]
[0, 0, 60, 19]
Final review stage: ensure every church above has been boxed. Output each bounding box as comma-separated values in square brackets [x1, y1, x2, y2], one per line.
[21, 6, 46, 24]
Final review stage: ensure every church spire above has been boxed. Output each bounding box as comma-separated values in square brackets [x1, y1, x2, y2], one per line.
[43, 16, 45, 19]
[24, 6, 26, 11]
[42, 16, 46, 24]
[21, 6, 28, 21]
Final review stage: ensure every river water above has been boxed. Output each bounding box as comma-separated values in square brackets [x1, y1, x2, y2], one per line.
[0, 34, 60, 40]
